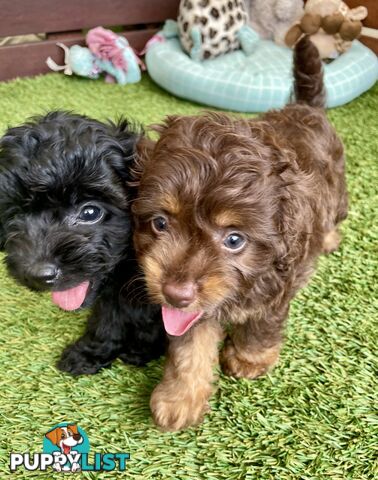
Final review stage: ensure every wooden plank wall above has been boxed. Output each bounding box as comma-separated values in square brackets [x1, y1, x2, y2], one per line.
[0, 0, 376, 81]
[0, 0, 180, 81]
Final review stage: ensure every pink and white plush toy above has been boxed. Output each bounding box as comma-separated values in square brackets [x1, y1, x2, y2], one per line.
[47, 27, 142, 84]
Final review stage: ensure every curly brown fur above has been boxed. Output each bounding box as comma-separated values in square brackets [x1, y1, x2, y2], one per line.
[132, 38, 348, 430]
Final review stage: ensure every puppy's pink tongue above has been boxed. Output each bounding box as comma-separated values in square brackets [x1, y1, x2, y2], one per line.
[62, 444, 71, 455]
[52, 281, 90, 311]
[162, 306, 203, 336]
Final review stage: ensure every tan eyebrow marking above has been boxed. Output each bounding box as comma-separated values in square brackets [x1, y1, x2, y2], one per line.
[160, 194, 181, 215]
[213, 210, 243, 228]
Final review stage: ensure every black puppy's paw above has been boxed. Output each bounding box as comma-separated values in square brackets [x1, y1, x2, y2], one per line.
[57, 343, 112, 376]
[118, 351, 155, 367]
[118, 345, 165, 367]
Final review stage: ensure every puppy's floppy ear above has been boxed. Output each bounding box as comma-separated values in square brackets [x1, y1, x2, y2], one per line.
[106, 117, 141, 181]
[45, 428, 60, 446]
[131, 135, 156, 186]
[0, 122, 42, 169]
[150, 115, 179, 135]
[0, 223, 4, 250]
[0, 125, 38, 250]
[130, 115, 179, 185]
[0, 172, 6, 250]
[67, 424, 78, 435]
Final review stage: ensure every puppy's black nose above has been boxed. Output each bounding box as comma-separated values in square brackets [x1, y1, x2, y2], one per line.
[29, 264, 59, 285]
[163, 281, 196, 308]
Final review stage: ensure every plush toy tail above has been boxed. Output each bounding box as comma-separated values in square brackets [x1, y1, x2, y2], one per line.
[293, 35, 325, 108]
[46, 43, 73, 75]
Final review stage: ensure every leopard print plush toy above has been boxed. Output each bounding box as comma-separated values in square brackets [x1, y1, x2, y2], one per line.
[177, 0, 251, 60]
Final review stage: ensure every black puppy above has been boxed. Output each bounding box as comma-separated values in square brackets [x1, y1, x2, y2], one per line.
[0, 111, 165, 374]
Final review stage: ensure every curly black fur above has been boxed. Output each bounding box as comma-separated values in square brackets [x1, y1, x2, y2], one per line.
[0, 111, 166, 375]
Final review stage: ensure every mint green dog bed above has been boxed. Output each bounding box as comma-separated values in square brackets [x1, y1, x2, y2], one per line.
[146, 34, 378, 112]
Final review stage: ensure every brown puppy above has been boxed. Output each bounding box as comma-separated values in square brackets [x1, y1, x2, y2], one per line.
[132, 36, 348, 431]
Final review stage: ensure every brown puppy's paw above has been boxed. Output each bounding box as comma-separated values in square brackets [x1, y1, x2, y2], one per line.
[322, 229, 341, 254]
[150, 381, 211, 431]
[220, 341, 280, 379]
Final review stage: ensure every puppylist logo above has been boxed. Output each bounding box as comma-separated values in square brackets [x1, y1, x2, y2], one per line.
[10, 423, 130, 473]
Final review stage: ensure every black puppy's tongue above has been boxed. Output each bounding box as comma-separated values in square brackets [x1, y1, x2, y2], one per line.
[52, 281, 90, 311]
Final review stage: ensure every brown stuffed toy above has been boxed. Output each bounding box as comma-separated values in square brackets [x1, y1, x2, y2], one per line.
[285, 0, 368, 59]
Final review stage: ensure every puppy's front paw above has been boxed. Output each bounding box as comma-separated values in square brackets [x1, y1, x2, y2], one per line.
[71, 462, 81, 472]
[118, 349, 163, 367]
[322, 229, 341, 254]
[150, 381, 210, 431]
[221, 341, 280, 379]
[57, 343, 112, 376]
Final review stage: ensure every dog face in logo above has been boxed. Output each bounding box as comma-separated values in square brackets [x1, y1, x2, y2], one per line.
[45, 424, 83, 472]
[45, 424, 83, 455]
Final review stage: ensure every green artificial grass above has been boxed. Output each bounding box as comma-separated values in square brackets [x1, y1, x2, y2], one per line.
[0, 73, 377, 479]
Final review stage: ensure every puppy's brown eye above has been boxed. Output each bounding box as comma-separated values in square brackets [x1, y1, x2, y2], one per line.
[152, 216, 168, 233]
[223, 233, 246, 251]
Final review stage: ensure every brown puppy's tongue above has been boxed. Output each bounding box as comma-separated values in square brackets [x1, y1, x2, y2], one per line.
[52, 281, 90, 311]
[162, 306, 203, 336]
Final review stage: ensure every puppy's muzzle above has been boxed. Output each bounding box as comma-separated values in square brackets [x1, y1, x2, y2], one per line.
[28, 263, 60, 288]
[162, 281, 197, 309]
